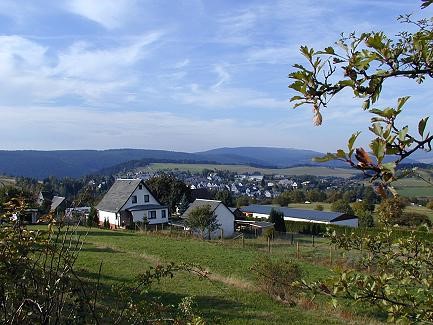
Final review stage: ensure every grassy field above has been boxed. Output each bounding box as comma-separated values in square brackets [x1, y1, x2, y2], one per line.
[52, 227, 383, 324]
[146, 163, 359, 178]
[287, 202, 333, 211]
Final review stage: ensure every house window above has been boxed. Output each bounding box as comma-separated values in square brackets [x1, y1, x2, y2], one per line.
[138, 185, 143, 190]
[161, 210, 166, 218]
[148, 211, 156, 219]
[132, 195, 137, 204]
[144, 195, 149, 202]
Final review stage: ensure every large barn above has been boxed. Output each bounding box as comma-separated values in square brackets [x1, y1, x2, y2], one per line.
[240, 205, 358, 228]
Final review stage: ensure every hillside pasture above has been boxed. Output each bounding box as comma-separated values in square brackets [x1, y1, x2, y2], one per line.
[146, 163, 359, 178]
[42, 226, 384, 324]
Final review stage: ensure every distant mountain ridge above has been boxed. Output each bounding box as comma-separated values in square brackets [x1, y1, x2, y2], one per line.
[0, 146, 428, 178]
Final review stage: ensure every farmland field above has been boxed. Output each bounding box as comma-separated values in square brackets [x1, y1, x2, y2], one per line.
[146, 163, 359, 178]
[43, 226, 384, 324]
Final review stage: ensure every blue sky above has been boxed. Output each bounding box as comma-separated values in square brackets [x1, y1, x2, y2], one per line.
[0, 0, 431, 152]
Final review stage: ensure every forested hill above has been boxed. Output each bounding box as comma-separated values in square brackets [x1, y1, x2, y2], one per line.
[0, 146, 426, 179]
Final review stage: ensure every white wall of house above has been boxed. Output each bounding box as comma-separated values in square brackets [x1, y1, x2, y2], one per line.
[131, 209, 169, 224]
[120, 185, 160, 210]
[210, 204, 235, 239]
[98, 210, 117, 227]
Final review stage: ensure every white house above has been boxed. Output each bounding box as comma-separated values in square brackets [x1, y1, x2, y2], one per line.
[96, 179, 169, 229]
[181, 199, 235, 238]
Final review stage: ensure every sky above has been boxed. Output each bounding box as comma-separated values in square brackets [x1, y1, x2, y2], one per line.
[0, 0, 431, 153]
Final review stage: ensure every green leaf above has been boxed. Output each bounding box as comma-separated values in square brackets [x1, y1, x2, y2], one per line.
[398, 126, 409, 142]
[396, 96, 410, 111]
[369, 123, 383, 137]
[300, 45, 313, 60]
[290, 96, 304, 102]
[418, 117, 429, 137]
[338, 80, 355, 87]
[347, 132, 361, 155]
[370, 139, 386, 163]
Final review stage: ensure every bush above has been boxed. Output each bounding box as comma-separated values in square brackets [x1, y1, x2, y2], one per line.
[392, 212, 432, 228]
[251, 256, 303, 305]
[314, 204, 324, 211]
[427, 200, 433, 210]
[284, 220, 327, 235]
[330, 199, 354, 215]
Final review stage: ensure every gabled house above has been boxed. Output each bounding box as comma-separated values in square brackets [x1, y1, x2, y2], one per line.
[181, 199, 235, 238]
[96, 179, 168, 229]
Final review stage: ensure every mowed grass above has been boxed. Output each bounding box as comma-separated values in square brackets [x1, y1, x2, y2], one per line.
[392, 169, 433, 198]
[53, 227, 378, 324]
[396, 186, 433, 198]
[287, 202, 333, 211]
[147, 163, 359, 178]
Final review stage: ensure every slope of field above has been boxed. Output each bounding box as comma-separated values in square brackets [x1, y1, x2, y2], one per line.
[392, 169, 433, 198]
[61, 228, 382, 324]
[148, 163, 359, 178]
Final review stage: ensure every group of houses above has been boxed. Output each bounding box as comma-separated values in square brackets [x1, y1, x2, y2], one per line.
[95, 178, 359, 238]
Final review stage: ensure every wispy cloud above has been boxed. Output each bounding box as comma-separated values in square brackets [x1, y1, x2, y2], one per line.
[66, 0, 138, 29]
[0, 32, 163, 105]
[175, 84, 287, 110]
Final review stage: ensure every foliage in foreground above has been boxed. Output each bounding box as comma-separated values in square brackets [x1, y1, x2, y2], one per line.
[301, 228, 433, 322]
[0, 195, 206, 324]
[288, 0, 433, 322]
[251, 256, 303, 306]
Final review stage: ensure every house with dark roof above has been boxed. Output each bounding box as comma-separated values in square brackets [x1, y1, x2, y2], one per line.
[180, 199, 235, 238]
[96, 179, 168, 229]
[240, 205, 358, 228]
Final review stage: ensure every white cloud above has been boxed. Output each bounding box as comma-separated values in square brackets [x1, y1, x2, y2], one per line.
[54, 32, 163, 81]
[0, 105, 295, 151]
[66, 0, 137, 29]
[0, 32, 163, 104]
[175, 84, 287, 110]
[246, 46, 295, 64]
[212, 65, 230, 89]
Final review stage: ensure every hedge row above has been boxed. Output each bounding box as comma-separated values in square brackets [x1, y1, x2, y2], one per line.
[284, 219, 433, 241]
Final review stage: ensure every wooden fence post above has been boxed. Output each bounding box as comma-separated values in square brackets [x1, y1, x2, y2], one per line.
[267, 237, 271, 253]
[312, 235, 315, 247]
[220, 228, 224, 240]
[329, 246, 333, 265]
[296, 242, 300, 259]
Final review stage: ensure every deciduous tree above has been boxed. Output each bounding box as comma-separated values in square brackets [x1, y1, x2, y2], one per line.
[185, 204, 221, 239]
